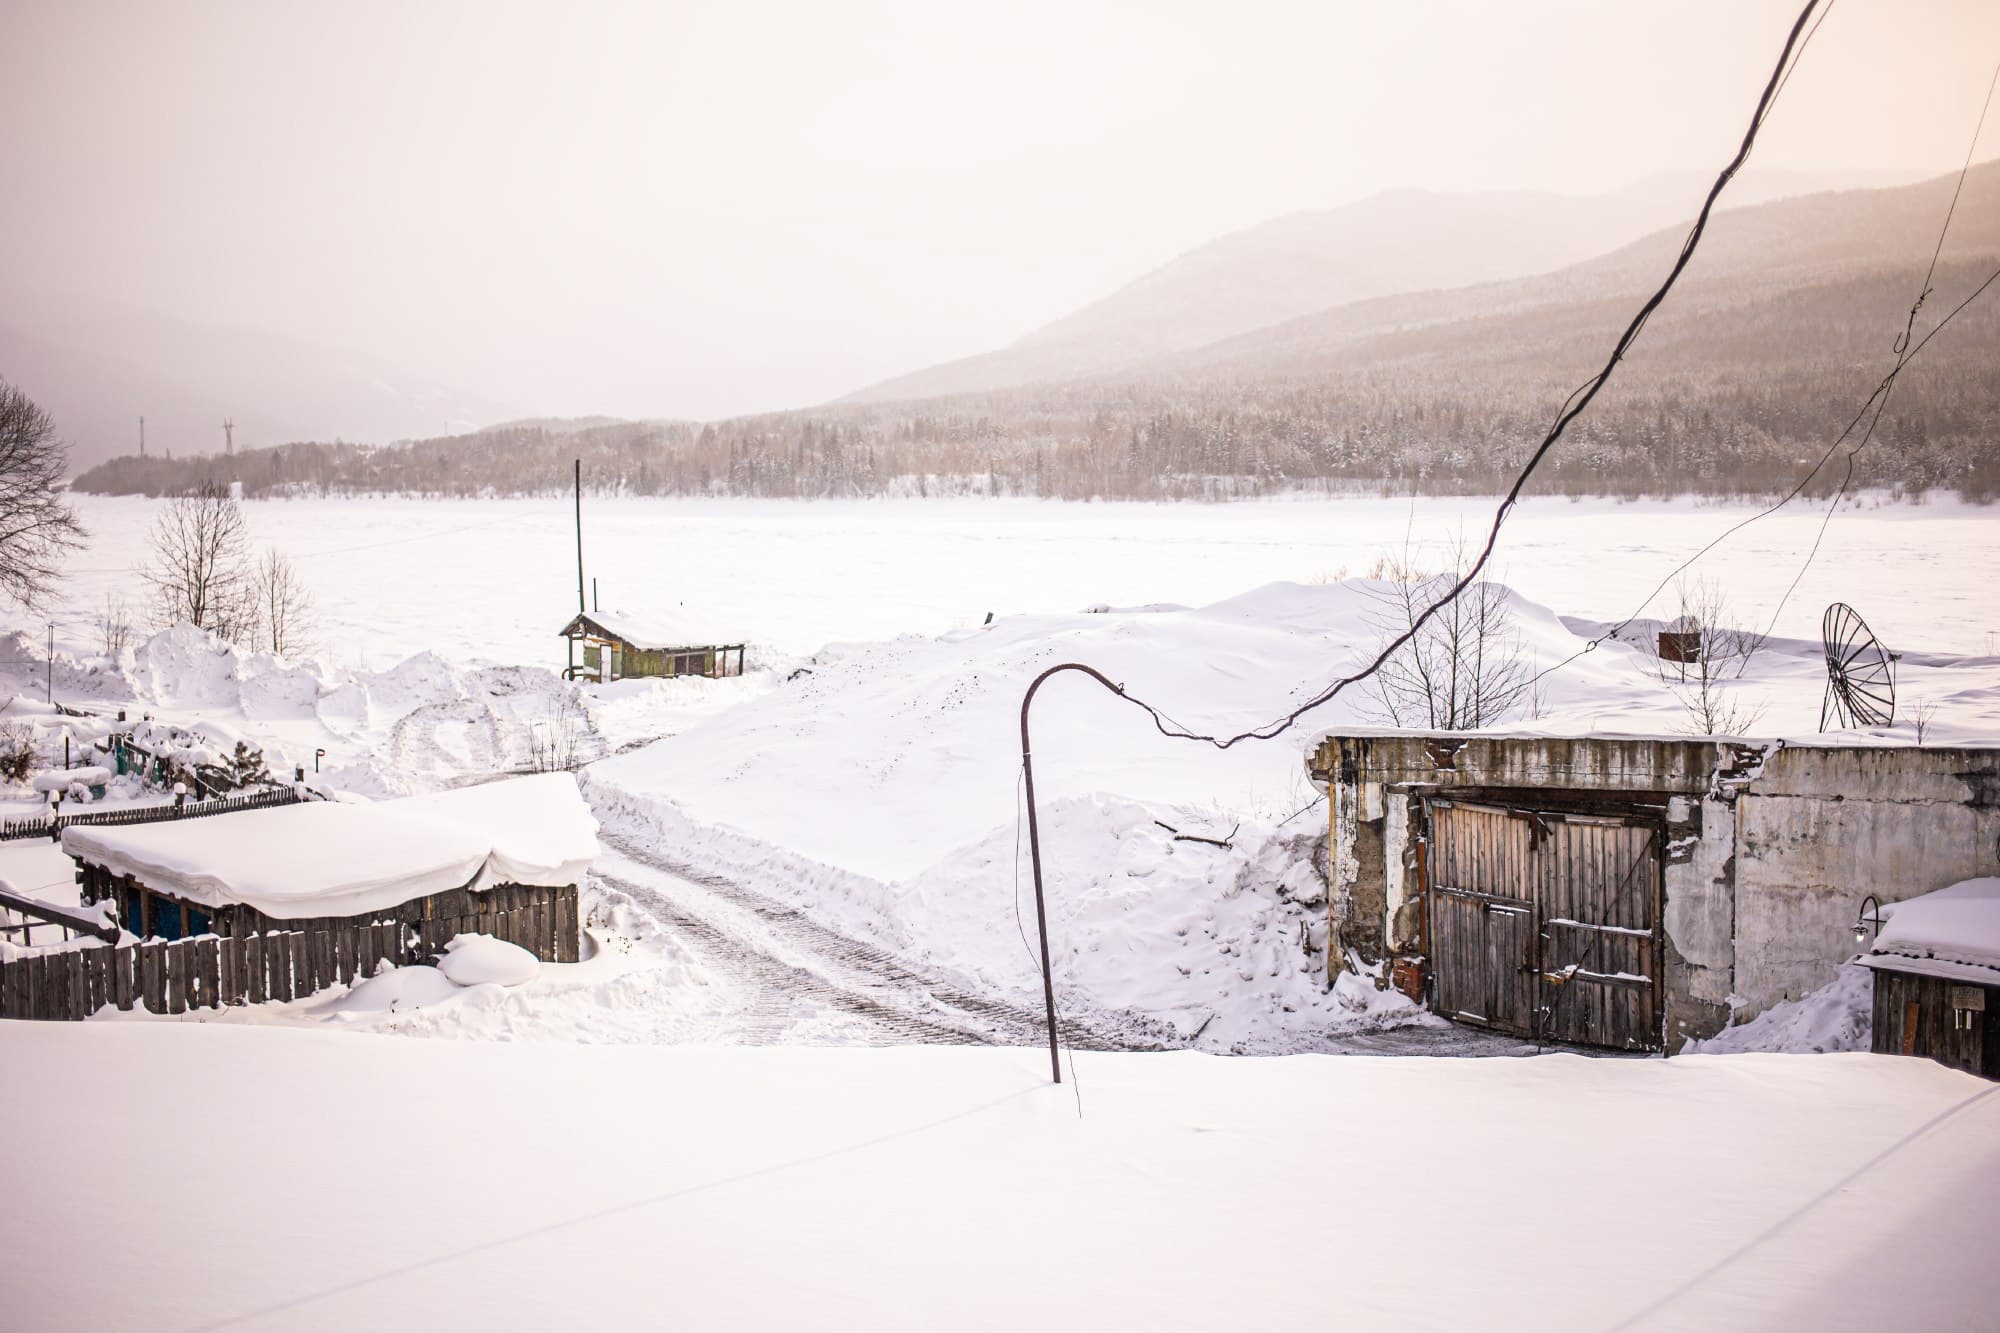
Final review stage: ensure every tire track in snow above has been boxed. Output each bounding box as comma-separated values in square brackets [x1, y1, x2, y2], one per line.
[594, 830, 1176, 1053]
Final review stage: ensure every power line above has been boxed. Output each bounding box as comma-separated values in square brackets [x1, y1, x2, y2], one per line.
[1758, 49, 2000, 638]
[1014, 0, 1831, 1083]
[1520, 45, 2000, 691]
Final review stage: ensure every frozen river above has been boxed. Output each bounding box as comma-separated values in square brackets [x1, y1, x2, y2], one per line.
[40, 491, 2000, 671]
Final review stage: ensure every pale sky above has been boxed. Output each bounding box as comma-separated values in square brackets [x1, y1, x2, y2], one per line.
[6, 0, 1998, 422]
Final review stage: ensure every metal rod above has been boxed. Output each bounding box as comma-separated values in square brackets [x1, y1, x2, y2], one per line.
[1018, 661, 1130, 1083]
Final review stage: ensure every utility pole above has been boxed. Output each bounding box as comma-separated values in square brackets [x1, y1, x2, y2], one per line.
[139, 415, 146, 458]
[45, 624, 54, 705]
[223, 419, 235, 456]
[574, 459, 586, 616]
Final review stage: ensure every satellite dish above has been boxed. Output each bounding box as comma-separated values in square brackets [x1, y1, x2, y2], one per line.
[1820, 602, 1896, 731]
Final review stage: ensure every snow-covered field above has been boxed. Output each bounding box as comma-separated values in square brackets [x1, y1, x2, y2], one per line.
[45, 492, 2000, 669]
[4, 1027, 1997, 1332]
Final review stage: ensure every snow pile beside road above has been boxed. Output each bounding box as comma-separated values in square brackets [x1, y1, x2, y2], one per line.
[590, 581, 1630, 883]
[897, 794, 1415, 1049]
[1686, 964, 1874, 1055]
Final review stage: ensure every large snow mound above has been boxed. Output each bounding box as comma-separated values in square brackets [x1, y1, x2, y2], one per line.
[438, 934, 541, 987]
[1686, 964, 1873, 1055]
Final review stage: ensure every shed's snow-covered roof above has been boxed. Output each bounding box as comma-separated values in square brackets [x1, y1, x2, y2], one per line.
[562, 609, 732, 651]
[61, 774, 599, 920]
[1861, 877, 2000, 985]
[391, 772, 598, 893]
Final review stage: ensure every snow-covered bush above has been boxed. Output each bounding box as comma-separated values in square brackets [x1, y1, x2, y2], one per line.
[0, 722, 34, 784]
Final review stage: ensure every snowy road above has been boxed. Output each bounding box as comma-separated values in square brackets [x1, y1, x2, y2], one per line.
[593, 827, 1180, 1052]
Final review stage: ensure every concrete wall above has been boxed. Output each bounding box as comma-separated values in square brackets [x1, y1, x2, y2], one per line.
[1731, 746, 2000, 1011]
[1309, 732, 2000, 1048]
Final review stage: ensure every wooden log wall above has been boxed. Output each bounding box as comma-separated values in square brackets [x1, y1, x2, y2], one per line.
[0, 883, 580, 1022]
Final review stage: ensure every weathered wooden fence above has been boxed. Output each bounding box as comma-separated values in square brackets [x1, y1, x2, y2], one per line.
[0, 785, 309, 843]
[0, 882, 579, 1021]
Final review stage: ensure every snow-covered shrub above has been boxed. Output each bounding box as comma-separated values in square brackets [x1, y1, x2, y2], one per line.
[0, 723, 34, 784]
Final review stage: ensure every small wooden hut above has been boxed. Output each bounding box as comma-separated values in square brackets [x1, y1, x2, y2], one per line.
[29, 773, 601, 1018]
[558, 610, 746, 684]
[1861, 877, 2000, 1079]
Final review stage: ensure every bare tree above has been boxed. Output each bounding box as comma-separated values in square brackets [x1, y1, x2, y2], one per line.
[97, 592, 134, 658]
[143, 485, 254, 640]
[1650, 578, 1767, 736]
[249, 547, 314, 657]
[1365, 536, 1529, 730]
[0, 379, 85, 609]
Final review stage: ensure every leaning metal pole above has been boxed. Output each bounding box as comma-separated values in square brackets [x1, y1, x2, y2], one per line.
[1019, 662, 1129, 1084]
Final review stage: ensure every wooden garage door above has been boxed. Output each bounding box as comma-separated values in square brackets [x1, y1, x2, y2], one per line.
[1426, 800, 1663, 1051]
[1426, 803, 1538, 1034]
[1536, 815, 1661, 1052]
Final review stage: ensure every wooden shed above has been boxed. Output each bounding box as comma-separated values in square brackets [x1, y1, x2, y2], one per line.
[559, 610, 746, 684]
[0, 773, 601, 1020]
[1860, 877, 2000, 1080]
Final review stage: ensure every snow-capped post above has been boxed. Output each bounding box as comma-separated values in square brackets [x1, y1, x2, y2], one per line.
[1019, 661, 1132, 1084]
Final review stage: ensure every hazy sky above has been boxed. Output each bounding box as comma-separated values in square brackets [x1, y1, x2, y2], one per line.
[6, 0, 1999, 423]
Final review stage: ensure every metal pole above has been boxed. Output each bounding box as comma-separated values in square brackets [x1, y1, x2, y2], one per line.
[1018, 661, 1131, 1083]
[574, 459, 586, 616]
[46, 624, 53, 704]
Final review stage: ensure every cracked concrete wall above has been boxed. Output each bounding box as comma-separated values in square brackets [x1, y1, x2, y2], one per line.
[1731, 745, 2000, 1013]
[1661, 795, 1734, 1045]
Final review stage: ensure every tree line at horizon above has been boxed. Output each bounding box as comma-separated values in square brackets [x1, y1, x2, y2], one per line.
[69, 349, 2000, 503]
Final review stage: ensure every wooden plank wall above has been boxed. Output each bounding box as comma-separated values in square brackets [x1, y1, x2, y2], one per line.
[1870, 969, 1999, 1078]
[1537, 819, 1660, 1052]
[0, 883, 579, 1022]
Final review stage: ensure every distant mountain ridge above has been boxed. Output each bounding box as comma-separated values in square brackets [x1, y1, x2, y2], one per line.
[842, 168, 1930, 405]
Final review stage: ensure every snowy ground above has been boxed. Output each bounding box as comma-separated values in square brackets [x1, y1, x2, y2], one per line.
[3, 1027, 1997, 1332]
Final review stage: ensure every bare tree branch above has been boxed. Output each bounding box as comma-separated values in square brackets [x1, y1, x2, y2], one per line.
[0, 378, 85, 609]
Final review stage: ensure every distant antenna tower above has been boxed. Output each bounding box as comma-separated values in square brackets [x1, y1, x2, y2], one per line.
[223, 418, 235, 456]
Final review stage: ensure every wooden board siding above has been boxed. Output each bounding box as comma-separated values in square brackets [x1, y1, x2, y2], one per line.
[1425, 799, 1664, 1052]
[1870, 970, 2000, 1079]
[0, 883, 583, 1021]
